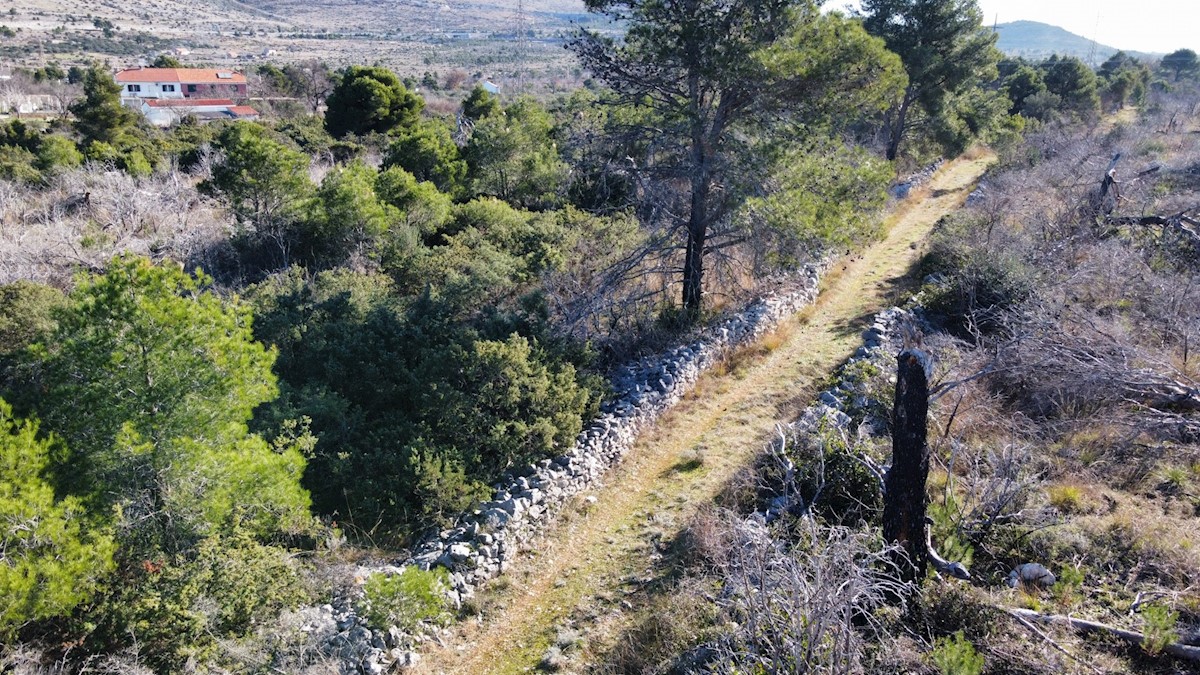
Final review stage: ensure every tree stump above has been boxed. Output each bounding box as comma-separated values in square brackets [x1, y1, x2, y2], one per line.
[883, 349, 931, 585]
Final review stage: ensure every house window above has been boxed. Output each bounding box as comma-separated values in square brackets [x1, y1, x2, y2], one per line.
[127, 84, 141, 92]
[162, 84, 176, 92]
[186, 84, 197, 93]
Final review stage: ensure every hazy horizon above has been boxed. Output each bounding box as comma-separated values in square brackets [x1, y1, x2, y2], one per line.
[825, 0, 1197, 56]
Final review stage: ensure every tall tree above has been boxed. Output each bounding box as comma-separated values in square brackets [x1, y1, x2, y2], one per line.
[861, 0, 1001, 161]
[324, 65, 423, 138]
[570, 0, 903, 320]
[69, 62, 140, 148]
[1160, 48, 1200, 82]
[1041, 55, 1100, 118]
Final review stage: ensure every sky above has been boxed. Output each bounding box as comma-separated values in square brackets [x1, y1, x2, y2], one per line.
[825, 1, 1198, 55]
[974, 0, 1197, 54]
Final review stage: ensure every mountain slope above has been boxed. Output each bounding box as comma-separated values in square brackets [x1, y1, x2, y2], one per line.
[994, 20, 1157, 63]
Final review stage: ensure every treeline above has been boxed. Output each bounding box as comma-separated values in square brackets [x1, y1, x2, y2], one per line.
[2, 0, 1198, 670]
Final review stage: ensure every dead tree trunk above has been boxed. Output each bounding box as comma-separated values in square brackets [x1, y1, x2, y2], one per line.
[883, 349, 931, 585]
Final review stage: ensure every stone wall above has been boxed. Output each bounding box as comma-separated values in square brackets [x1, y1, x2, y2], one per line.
[310, 262, 831, 673]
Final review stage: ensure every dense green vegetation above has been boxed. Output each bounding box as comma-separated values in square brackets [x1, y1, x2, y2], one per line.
[3, 1, 1195, 669]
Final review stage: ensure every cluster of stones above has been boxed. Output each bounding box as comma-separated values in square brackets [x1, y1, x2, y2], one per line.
[317, 263, 830, 673]
[889, 160, 946, 200]
[791, 306, 914, 460]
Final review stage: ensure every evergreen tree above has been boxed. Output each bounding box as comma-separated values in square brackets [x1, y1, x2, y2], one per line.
[1161, 48, 1200, 82]
[1041, 55, 1101, 118]
[151, 54, 183, 68]
[570, 0, 903, 320]
[383, 119, 468, 196]
[1003, 64, 1049, 117]
[69, 63, 140, 148]
[464, 97, 569, 210]
[202, 122, 314, 269]
[324, 65, 423, 138]
[31, 257, 311, 551]
[860, 0, 1002, 161]
[0, 399, 115, 638]
[462, 84, 501, 122]
[305, 160, 392, 263]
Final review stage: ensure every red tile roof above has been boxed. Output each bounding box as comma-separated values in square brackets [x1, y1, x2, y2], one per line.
[145, 98, 236, 107]
[228, 106, 259, 116]
[116, 68, 247, 84]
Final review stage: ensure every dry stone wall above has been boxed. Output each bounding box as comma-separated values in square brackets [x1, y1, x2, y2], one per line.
[312, 262, 831, 673]
[789, 305, 916, 447]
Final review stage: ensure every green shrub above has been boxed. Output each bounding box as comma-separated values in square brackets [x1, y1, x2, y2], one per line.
[0, 280, 64, 362]
[790, 423, 882, 526]
[919, 215, 1035, 337]
[358, 567, 452, 632]
[85, 526, 313, 671]
[1141, 603, 1179, 656]
[0, 400, 115, 638]
[929, 630, 984, 675]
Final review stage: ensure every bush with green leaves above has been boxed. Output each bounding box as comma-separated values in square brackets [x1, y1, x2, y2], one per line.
[1140, 602, 1180, 656]
[249, 262, 597, 537]
[919, 213, 1035, 337]
[788, 422, 882, 526]
[383, 119, 468, 197]
[84, 525, 314, 672]
[0, 281, 64, 365]
[302, 160, 394, 265]
[202, 121, 314, 271]
[359, 567, 452, 633]
[929, 630, 984, 675]
[464, 97, 569, 210]
[0, 121, 82, 182]
[0, 399, 115, 639]
[23, 256, 313, 551]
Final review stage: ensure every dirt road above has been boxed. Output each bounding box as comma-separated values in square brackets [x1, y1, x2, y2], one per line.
[416, 152, 994, 674]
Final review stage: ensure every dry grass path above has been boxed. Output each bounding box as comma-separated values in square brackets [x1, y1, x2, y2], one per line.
[415, 153, 994, 674]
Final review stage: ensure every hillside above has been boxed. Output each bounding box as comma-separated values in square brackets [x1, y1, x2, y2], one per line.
[994, 20, 1158, 63]
[6, 0, 591, 83]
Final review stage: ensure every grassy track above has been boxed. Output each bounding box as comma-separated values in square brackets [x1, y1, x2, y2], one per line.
[415, 152, 994, 674]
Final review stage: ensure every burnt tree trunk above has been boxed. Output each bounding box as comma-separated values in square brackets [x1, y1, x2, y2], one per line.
[883, 349, 931, 585]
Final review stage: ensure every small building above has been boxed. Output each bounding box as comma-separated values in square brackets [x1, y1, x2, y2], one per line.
[140, 98, 259, 127]
[481, 80, 501, 94]
[115, 68, 249, 105]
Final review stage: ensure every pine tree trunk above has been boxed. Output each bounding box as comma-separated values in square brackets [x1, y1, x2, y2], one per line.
[681, 155, 710, 323]
[885, 93, 913, 162]
[883, 349, 931, 585]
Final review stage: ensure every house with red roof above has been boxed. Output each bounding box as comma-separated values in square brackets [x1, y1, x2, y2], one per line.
[115, 68, 249, 104]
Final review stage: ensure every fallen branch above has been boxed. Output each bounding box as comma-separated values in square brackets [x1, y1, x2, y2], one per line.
[1006, 609, 1104, 675]
[1006, 608, 1200, 662]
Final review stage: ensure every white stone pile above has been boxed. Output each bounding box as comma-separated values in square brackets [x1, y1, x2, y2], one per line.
[317, 262, 830, 673]
[889, 160, 946, 200]
[790, 306, 914, 440]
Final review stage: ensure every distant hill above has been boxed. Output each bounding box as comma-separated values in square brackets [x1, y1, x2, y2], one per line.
[993, 20, 1158, 65]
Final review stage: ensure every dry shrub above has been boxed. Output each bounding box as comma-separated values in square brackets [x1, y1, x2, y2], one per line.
[0, 166, 232, 287]
[708, 518, 907, 674]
